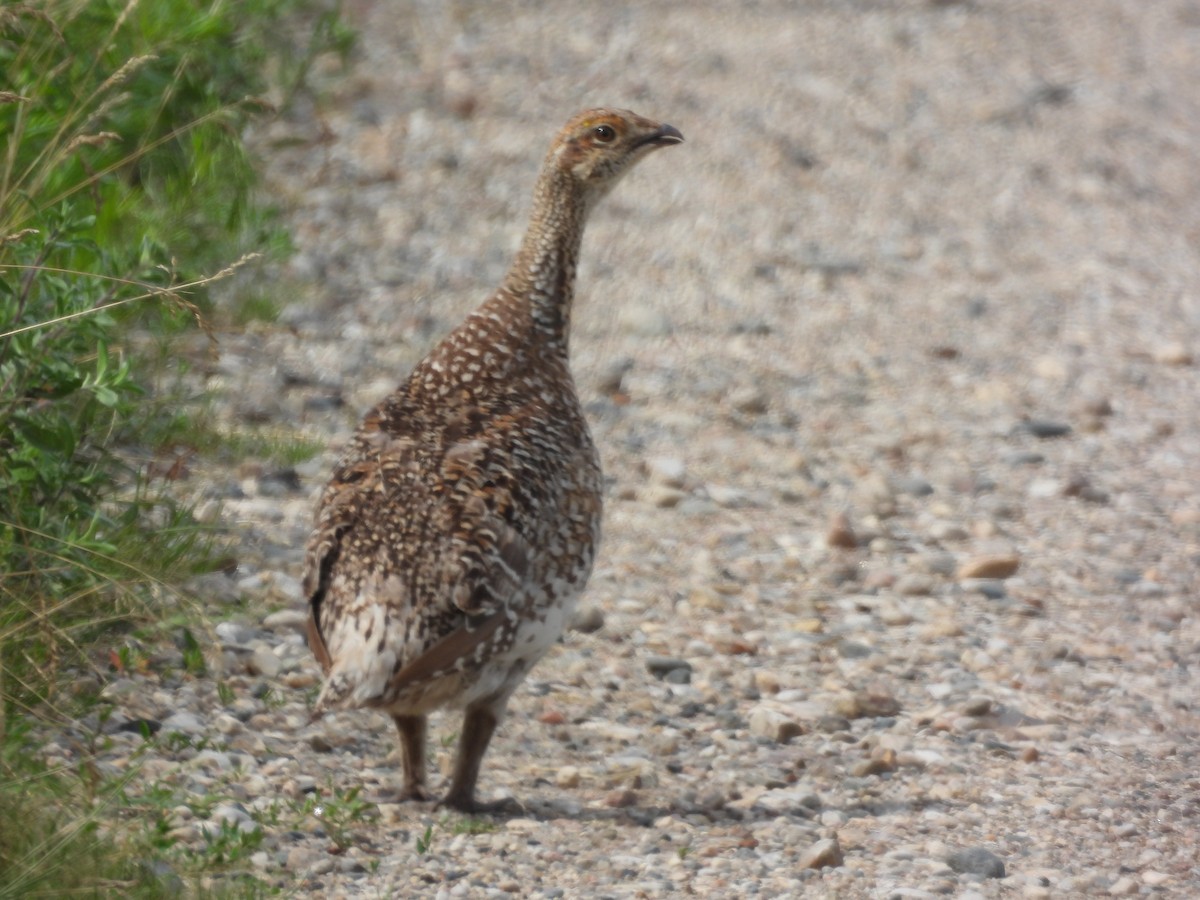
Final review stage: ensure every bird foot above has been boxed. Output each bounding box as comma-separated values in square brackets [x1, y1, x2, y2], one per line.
[370, 784, 435, 804]
[436, 792, 524, 815]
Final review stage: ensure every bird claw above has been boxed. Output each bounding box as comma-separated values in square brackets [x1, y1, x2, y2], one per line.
[436, 793, 524, 816]
[370, 784, 434, 804]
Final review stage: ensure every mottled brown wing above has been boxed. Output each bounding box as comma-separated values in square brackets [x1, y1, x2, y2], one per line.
[304, 402, 536, 702]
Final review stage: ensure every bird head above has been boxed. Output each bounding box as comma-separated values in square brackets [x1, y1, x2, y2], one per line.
[550, 108, 684, 198]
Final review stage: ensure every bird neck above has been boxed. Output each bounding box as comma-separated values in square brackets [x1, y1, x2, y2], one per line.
[500, 164, 591, 352]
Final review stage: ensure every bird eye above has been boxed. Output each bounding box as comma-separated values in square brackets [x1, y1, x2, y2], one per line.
[592, 124, 616, 143]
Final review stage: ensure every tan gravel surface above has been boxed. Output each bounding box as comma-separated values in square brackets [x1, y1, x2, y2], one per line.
[98, 1, 1200, 896]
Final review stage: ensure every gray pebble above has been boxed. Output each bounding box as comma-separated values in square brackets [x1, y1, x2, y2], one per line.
[568, 605, 605, 633]
[799, 836, 844, 869]
[263, 608, 308, 632]
[754, 787, 822, 816]
[645, 656, 692, 679]
[646, 456, 687, 487]
[1006, 451, 1046, 466]
[248, 647, 282, 678]
[895, 573, 937, 596]
[962, 696, 993, 716]
[160, 712, 205, 736]
[1018, 419, 1072, 439]
[946, 847, 1006, 879]
[663, 666, 692, 684]
[215, 621, 257, 645]
[891, 475, 934, 496]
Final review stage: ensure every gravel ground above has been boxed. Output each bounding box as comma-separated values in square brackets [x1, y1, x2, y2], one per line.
[80, 1, 1200, 896]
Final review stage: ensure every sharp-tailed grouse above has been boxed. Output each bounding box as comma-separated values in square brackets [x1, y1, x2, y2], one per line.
[303, 108, 682, 811]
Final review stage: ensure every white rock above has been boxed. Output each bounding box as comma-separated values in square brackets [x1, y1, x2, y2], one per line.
[647, 456, 687, 487]
[748, 705, 804, 743]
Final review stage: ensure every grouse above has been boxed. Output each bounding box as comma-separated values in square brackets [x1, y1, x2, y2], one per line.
[303, 108, 682, 812]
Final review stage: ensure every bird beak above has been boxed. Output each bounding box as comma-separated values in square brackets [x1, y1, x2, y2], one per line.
[639, 123, 684, 148]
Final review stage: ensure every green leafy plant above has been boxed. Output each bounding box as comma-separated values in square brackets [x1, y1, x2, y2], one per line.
[310, 784, 378, 851]
[0, 0, 353, 892]
[451, 816, 498, 837]
[194, 819, 265, 868]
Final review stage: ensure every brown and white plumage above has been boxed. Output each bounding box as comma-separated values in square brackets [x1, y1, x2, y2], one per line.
[303, 108, 683, 811]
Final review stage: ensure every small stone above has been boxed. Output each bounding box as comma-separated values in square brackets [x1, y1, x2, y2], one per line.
[961, 578, 1007, 599]
[556, 766, 581, 788]
[706, 484, 748, 507]
[837, 639, 874, 659]
[1018, 419, 1072, 439]
[962, 696, 992, 716]
[569, 605, 605, 633]
[1062, 474, 1109, 503]
[891, 475, 934, 497]
[663, 666, 692, 685]
[247, 647, 282, 678]
[928, 521, 969, 541]
[836, 688, 901, 719]
[604, 788, 638, 808]
[1033, 355, 1069, 380]
[1141, 870, 1171, 887]
[825, 513, 858, 549]
[193, 749, 233, 772]
[262, 609, 308, 632]
[815, 715, 851, 734]
[286, 847, 319, 872]
[1008, 450, 1047, 467]
[596, 357, 634, 395]
[1107, 876, 1138, 896]
[646, 456, 686, 487]
[957, 555, 1020, 580]
[753, 670, 781, 694]
[645, 656, 691, 680]
[1170, 508, 1200, 526]
[1020, 746, 1040, 763]
[851, 750, 897, 776]
[309, 734, 334, 753]
[215, 621, 255, 645]
[946, 847, 1006, 879]
[642, 485, 687, 508]
[922, 617, 964, 639]
[878, 604, 914, 627]
[284, 671, 318, 689]
[748, 705, 805, 743]
[1152, 342, 1192, 366]
[895, 573, 936, 596]
[914, 551, 958, 576]
[205, 803, 259, 836]
[729, 385, 769, 415]
[618, 304, 671, 337]
[754, 787, 822, 815]
[799, 837, 844, 870]
[161, 712, 205, 736]
[1027, 477, 1062, 499]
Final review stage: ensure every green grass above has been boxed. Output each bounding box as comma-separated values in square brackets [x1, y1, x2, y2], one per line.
[180, 418, 326, 469]
[0, 718, 281, 899]
[0, 0, 353, 893]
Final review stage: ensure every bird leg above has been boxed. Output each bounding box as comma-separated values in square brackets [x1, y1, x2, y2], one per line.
[391, 714, 433, 802]
[439, 702, 516, 813]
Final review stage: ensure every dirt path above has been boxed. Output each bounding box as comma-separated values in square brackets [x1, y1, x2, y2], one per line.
[144, 1, 1200, 895]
